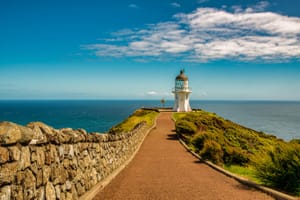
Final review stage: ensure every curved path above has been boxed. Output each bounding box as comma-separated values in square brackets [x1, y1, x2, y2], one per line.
[93, 112, 273, 200]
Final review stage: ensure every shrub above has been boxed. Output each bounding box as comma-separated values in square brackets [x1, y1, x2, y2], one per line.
[200, 139, 223, 165]
[223, 146, 249, 166]
[191, 133, 207, 150]
[253, 143, 300, 194]
[175, 119, 197, 135]
[290, 139, 300, 144]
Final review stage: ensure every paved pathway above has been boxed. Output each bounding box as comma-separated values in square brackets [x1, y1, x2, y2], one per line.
[93, 112, 273, 200]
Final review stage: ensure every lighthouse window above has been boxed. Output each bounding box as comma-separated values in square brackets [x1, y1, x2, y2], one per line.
[176, 80, 184, 88]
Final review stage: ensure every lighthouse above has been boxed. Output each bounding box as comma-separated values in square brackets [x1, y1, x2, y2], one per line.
[172, 70, 192, 112]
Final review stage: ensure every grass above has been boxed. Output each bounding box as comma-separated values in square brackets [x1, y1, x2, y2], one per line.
[223, 165, 261, 183]
[109, 109, 159, 134]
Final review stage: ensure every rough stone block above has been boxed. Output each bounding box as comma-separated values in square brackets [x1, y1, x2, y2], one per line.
[23, 169, 36, 200]
[27, 122, 48, 144]
[45, 144, 57, 165]
[0, 185, 11, 200]
[11, 185, 23, 200]
[36, 169, 43, 187]
[55, 185, 61, 200]
[0, 162, 18, 186]
[45, 182, 56, 200]
[0, 121, 33, 145]
[42, 165, 51, 185]
[71, 184, 78, 200]
[8, 146, 21, 161]
[19, 146, 31, 170]
[51, 165, 67, 185]
[36, 186, 45, 200]
[0, 147, 9, 164]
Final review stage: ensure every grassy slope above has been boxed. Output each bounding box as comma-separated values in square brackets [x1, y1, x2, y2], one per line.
[173, 110, 300, 195]
[109, 109, 159, 134]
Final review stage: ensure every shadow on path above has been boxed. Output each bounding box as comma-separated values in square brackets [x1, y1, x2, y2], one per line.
[166, 133, 178, 140]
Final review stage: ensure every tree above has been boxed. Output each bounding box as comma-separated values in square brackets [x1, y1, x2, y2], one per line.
[160, 98, 166, 108]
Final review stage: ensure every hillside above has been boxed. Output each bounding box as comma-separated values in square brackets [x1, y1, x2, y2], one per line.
[174, 110, 300, 195]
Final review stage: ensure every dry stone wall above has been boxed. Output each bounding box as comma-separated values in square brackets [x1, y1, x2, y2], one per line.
[0, 120, 151, 200]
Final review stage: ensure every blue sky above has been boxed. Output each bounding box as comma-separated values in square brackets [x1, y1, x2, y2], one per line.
[1, 0, 300, 100]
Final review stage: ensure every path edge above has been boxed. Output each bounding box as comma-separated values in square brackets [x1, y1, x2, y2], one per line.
[79, 114, 159, 200]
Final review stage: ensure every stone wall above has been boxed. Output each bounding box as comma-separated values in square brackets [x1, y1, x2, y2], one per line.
[0, 120, 152, 200]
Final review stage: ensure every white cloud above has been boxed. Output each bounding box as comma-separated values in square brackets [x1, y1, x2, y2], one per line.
[232, 1, 270, 13]
[128, 4, 138, 9]
[251, 1, 270, 12]
[83, 6, 300, 62]
[171, 2, 181, 8]
[146, 91, 173, 96]
[147, 91, 158, 95]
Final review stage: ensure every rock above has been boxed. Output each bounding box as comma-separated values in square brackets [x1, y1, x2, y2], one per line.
[0, 162, 18, 186]
[45, 182, 56, 200]
[0, 122, 21, 145]
[75, 182, 85, 196]
[0, 185, 11, 200]
[42, 165, 51, 185]
[55, 185, 61, 199]
[58, 128, 74, 143]
[0, 121, 33, 145]
[28, 122, 59, 144]
[36, 186, 45, 200]
[68, 145, 74, 159]
[30, 162, 39, 175]
[36, 169, 43, 187]
[58, 146, 65, 160]
[36, 146, 45, 166]
[8, 146, 21, 161]
[73, 129, 87, 142]
[65, 180, 72, 191]
[19, 146, 30, 170]
[71, 184, 78, 200]
[11, 185, 23, 200]
[65, 192, 73, 200]
[45, 144, 58, 165]
[27, 122, 48, 144]
[60, 193, 66, 200]
[0, 147, 9, 164]
[23, 169, 36, 200]
[18, 125, 34, 145]
[63, 159, 70, 169]
[51, 165, 67, 185]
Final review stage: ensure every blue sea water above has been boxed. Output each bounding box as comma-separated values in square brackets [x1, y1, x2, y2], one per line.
[0, 100, 299, 141]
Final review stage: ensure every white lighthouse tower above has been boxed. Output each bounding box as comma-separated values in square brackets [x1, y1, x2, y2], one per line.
[172, 70, 192, 112]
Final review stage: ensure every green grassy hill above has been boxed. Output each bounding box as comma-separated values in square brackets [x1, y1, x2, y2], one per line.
[109, 108, 159, 134]
[174, 110, 300, 195]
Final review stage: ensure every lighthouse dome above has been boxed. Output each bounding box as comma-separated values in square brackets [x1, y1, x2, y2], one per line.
[176, 70, 188, 81]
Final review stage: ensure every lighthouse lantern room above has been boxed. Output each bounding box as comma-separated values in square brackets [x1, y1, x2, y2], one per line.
[172, 70, 192, 112]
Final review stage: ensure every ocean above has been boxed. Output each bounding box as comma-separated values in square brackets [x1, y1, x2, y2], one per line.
[0, 100, 299, 141]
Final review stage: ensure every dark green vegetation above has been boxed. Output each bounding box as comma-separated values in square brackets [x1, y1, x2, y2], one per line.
[174, 110, 300, 195]
[109, 109, 159, 134]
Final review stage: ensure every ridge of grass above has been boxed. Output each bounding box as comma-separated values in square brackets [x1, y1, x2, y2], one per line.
[109, 108, 159, 134]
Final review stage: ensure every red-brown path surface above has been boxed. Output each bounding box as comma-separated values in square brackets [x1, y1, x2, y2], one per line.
[93, 112, 273, 200]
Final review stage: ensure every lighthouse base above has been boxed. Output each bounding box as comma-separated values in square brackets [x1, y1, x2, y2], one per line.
[173, 99, 192, 112]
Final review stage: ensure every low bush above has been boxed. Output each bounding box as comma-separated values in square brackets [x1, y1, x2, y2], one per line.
[223, 146, 249, 166]
[175, 119, 197, 135]
[253, 143, 300, 194]
[199, 139, 223, 164]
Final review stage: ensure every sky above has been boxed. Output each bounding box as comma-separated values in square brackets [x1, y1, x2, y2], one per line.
[0, 0, 300, 100]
